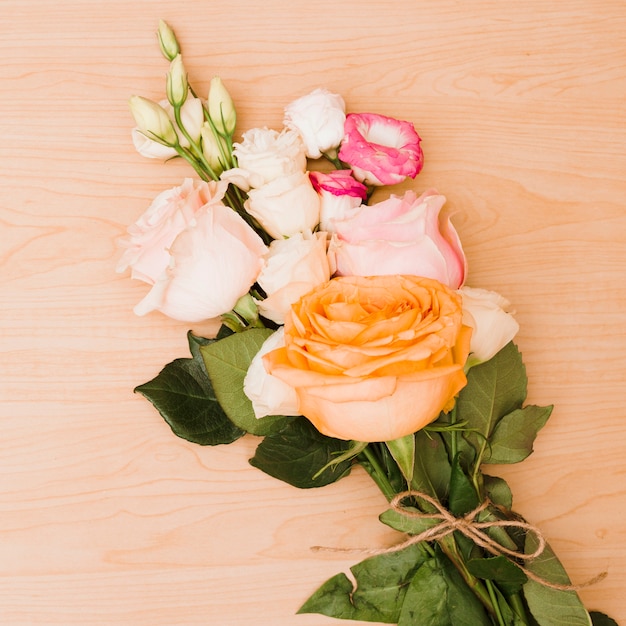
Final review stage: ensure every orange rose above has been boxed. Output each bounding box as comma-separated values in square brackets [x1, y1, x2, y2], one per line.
[264, 275, 472, 442]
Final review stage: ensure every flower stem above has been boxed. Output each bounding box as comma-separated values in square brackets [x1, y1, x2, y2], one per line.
[357, 446, 396, 502]
[485, 579, 507, 626]
[437, 535, 499, 618]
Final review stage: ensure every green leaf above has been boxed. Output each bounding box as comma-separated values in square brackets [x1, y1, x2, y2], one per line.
[484, 405, 553, 464]
[379, 505, 440, 537]
[398, 551, 491, 626]
[249, 417, 354, 488]
[467, 555, 527, 593]
[490, 583, 529, 625]
[483, 474, 513, 510]
[457, 342, 527, 456]
[134, 356, 244, 445]
[523, 533, 592, 625]
[448, 453, 480, 516]
[298, 543, 427, 623]
[589, 612, 619, 626]
[186, 330, 213, 360]
[410, 431, 451, 502]
[200, 328, 291, 436]
[385, 434, 415, 484]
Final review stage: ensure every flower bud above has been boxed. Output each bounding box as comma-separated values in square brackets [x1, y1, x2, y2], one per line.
[208, 76, 236, 136]
[200, 123, 228, 175]
[129, 95, 178, 146]
[157, 20, 180, 61]
[166, 54, 188, 107]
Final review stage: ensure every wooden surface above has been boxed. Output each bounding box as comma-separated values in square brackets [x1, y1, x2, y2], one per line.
[2, 1, 625, 624]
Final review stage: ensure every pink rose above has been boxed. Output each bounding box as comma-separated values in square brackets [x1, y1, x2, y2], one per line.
[331, 189, 466, 289]
[309, 170, 367, 233]
[338, 112, 424, 186]
[116, 178, 216, 284]
[132, 195, 267, 322]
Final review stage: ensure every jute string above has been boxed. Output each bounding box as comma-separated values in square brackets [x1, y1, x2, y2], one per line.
[313, 490, 606, 591]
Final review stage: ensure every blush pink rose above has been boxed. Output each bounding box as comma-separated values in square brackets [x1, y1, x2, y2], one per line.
[116, 178, 216, 284]
[309, 170, 367, 233]
[133, 197, 267, 322]
[338, 112, 424, 186]
[331, 189, 466, 289]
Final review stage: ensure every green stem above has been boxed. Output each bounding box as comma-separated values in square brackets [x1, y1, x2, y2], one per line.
[438, 535, 499, 619]
[509, 592, 529, 623]
[173, 106, 220, 181]
[485, 580, 506, 626]
[449, 404, 458, 460]
[357, 446, 396, 502]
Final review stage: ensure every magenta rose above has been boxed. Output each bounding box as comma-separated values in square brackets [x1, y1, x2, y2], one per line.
[331, 189, 466, 289]
[338, 112, 424, 186]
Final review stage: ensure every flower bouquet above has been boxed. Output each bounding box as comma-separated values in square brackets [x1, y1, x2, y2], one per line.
[118, 21, 616, 626]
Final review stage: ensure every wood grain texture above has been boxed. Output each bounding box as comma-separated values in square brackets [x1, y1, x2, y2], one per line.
[1, 1, 624, 624]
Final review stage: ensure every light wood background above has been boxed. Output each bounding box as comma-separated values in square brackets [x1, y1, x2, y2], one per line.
[1, 1, 624, 624]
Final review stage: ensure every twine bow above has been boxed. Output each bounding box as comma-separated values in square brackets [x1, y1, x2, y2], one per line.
[313, 489, 606, 591]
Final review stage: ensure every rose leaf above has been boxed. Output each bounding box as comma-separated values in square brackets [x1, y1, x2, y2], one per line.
[483, 404, 553, 464]
[249, 417, 353, 488]
[200, 328, 292, 436]
[590, 612, 619, 626]
[456, 341, 528, 456]
[523, 533, 594, 625]
[410, 431, 451, 502]
[134, 355, 244, 446]
[298, 543, 427, 623]
[483, 474, 514, 510]
[398, 551, 491, 626]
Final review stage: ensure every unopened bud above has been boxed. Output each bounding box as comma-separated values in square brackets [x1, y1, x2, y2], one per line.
[208, 76, 236, 136]
[129, 95, 178, 146]
[200, 123, 228, 175]
[166, 54, 188, 107]
[157, 20, 180, 61]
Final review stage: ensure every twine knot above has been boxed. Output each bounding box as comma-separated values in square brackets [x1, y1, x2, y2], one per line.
[313, 489, 607, 592]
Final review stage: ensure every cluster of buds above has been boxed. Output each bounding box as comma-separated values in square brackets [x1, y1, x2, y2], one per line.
[128, 20, 237, 182]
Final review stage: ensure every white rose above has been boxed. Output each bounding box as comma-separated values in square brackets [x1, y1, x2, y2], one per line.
[132, 97, 205, 159]
[232, 127, 306, 189]
[243, 328, 300, 418]
[257, 231, 331, 324]
[244, 171, 320, 239]
[133, 201, 267, 322]
[283, 88, 346, 159]
[459, 286, 520, 365]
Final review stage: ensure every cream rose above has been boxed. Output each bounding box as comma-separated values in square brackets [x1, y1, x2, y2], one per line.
[243, 328, 300, 418]
[257, 231, 331, 324]
[264, 275, 472, 442]
[243, 171, 321, 239]
[283, 88, 346, 159]
[460, 286, 520, 364]
[227, 127, 307, 190]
